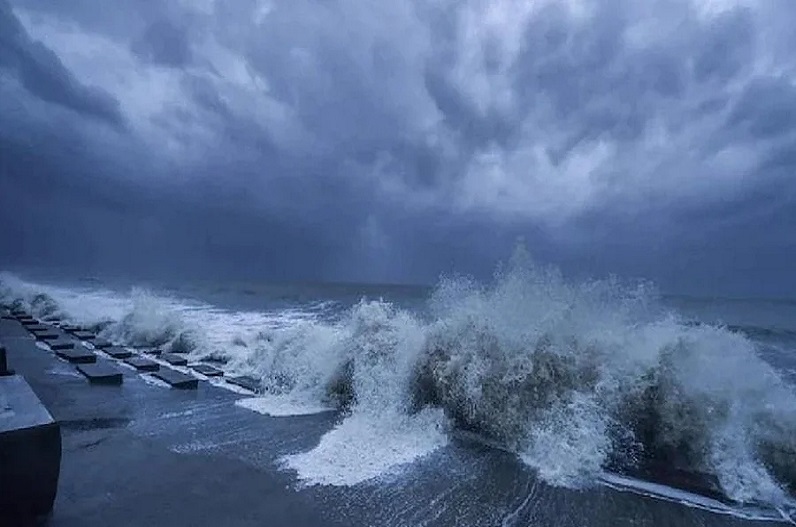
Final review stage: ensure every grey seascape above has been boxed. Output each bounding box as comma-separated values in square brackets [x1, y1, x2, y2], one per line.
[3, 0, 796, 524]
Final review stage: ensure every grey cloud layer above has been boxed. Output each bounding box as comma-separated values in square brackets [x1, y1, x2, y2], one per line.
[1, 0, 795, 295]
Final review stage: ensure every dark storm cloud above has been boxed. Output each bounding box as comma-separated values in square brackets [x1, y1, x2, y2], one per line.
[0, 0, 123, 126]
[3, 0, 796, 295]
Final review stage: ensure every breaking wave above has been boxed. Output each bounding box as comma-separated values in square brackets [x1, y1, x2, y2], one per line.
[2, 248, 796, 509]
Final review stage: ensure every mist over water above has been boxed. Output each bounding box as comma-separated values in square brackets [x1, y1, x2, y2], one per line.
[2, 247, 796, 512]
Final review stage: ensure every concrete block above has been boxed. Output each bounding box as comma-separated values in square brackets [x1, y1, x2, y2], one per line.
[125, 356, 160, 372]
[77, 363, 123, 385]
[153, 369, 198, 390]
[92, 338, 113, 349]
[227, 376, 262, 394]
[11, 309, 28, 317]
[47, 339, 75, 351]
[104, 347, 133, 360]
[55, 348, 96, 364]
[143, 348, 162, 356]
[190, 364, 223, 377]
[0, 346, 11, 377]
[19, 318, 39, 327]
[36, 332, 61, 341]
[73, 330, 96, 341]
[26, 324, 50, 332]
[60, 324, 82, 333]
[161, 353, 188, 367]
[0, 375, 61, 520]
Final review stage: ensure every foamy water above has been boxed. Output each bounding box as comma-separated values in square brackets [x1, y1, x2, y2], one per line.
[2, 251, 796, 512]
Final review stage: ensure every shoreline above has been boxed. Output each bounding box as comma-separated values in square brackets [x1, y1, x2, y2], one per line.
[0, 308, 791, 526]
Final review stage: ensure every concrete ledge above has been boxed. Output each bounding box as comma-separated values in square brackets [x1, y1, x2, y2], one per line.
[227, 376, 263, 394]
[104, 347, 133, 360]
[161, 353, 188, 367]
[153, 369, 198, 390]
[77, 363, 123, 385]
[191, 364, 223, 377]
[55, 348, 96, 364]
[0, 375, 61, 521]
[125, 356, 160, 372]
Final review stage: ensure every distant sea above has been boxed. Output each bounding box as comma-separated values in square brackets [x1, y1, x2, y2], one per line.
[2, 256, 795, 526]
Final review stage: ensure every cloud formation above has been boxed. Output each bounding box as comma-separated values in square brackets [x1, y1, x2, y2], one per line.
[1, 0, 796, 295]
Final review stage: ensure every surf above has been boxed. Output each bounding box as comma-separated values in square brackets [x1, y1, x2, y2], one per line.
[2, 247, 795, 513]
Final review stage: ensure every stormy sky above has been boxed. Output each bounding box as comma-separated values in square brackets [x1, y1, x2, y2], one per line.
[1, 0, 795, 296]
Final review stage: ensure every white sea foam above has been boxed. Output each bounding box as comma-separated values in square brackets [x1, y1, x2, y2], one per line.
[281, 409, 448, 486]
[236, 396, 333, 417]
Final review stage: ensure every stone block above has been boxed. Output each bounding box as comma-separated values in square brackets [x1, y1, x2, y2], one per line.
[47, 339, 75, 351]
[153, 369, 198, 389]
[36, 332, 61, 341]
[161, 353, 188, 367]
[190, 363, 223, 377]
[125, 356, 160, 372]
[72, 330, 96, 341]
[92, 338, 113, 349]
[104, 346, 133, 360]
[0, 375, 61, 521]
[55, 348, 96, 364]
[76, 363, 123, 385]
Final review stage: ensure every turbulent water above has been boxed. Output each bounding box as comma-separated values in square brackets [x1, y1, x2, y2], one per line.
[2, 249, 796, 514]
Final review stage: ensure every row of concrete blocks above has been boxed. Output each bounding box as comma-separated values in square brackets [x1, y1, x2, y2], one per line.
[12, 309, 264, 393]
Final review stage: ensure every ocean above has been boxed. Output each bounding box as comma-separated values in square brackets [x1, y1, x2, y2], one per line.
[2, 252, 795, 526]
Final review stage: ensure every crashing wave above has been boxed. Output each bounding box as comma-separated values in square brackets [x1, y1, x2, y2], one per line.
[2, 250, 795, 507]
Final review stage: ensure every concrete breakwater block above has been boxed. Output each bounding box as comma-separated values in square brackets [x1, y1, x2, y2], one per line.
[152, 369, 198, 390]
[104, 346, 133, 360]
[36, 331, 62, 341]
[161, 353, 188, 367]
[55, 348, 96, 364]
[92, 338, 112, 349]
[227, 376, 263, 394]
[19, 319, 40, 327]
[125, 356, 160, 372]
[47, 339, 76, 351]
[26, 324, 50, 332]
[0, 375, 61, 520]
[72, 330, 96, 341]
[60, 324, 82, 333]
[190, 363, 223, 377]
[77, 363, 123, 385]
